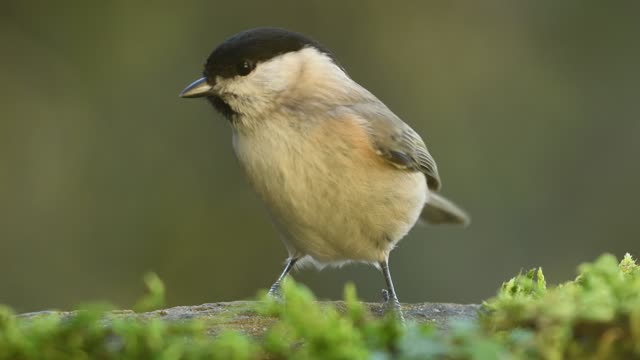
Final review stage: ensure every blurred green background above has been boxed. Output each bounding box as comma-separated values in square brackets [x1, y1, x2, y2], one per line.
[1, 1, 638, 312]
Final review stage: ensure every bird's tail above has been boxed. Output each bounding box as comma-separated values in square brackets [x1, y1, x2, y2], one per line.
[419, 192, 470, 226]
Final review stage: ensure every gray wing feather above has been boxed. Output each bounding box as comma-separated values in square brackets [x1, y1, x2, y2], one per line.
[346, 103, 442, 191]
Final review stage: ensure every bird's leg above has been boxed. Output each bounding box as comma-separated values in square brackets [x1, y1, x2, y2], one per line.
[380, 258, 405, 321]
[268, 258, 298, 299]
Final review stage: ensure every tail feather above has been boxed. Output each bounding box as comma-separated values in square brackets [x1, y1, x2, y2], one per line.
[420, 192, 470, 226]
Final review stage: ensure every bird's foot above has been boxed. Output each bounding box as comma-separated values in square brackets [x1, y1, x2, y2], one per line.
[381, 289, 405, 322]
[267, 283, 284, 301]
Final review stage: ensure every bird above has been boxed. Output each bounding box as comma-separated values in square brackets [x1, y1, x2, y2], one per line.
[180, 27, 469, 312]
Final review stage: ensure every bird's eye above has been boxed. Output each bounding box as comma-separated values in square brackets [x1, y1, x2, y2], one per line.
[236, 60, 255, 76]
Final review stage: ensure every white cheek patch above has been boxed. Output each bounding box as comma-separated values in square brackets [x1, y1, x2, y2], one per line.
[216, 68, 285, 98]
[246, 54, 301, 94]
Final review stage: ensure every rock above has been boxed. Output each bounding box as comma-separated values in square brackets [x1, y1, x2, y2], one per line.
[19, 301, 481, 337]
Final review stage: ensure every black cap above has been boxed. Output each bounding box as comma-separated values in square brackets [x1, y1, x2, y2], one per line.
[203, 27, 337, 81]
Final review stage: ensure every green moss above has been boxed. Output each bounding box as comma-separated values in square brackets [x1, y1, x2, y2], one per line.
[0, 253, 638, 359]
[482, 253, 640, 359]
[132, 272, 166, 313]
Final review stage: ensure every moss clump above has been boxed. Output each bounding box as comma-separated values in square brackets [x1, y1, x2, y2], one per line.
[482, 253, 640, 359]
[0, 253, 639, 359]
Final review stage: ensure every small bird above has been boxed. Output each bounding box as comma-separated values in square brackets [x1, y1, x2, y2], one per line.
[180, 27, 469, 311]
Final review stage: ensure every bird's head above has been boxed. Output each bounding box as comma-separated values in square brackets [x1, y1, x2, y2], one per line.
[180, 27, 347, 122]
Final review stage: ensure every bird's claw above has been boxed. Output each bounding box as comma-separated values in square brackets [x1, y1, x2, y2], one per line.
[381, 289, 405, 322]
[267, 284, 284, 301]
[381, 289, 390, 303]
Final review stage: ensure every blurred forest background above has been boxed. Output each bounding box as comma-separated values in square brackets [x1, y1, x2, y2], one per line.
[1, 1, 639, 312]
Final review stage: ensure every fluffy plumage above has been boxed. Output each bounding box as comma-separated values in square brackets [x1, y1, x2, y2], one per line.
[181, 27, 469, 305]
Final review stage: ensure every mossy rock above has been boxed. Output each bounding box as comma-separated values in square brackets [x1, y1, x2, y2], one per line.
[19, 301, 481, 338]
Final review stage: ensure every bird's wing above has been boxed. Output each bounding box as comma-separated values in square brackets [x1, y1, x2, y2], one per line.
[347, 103, 442, 191]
